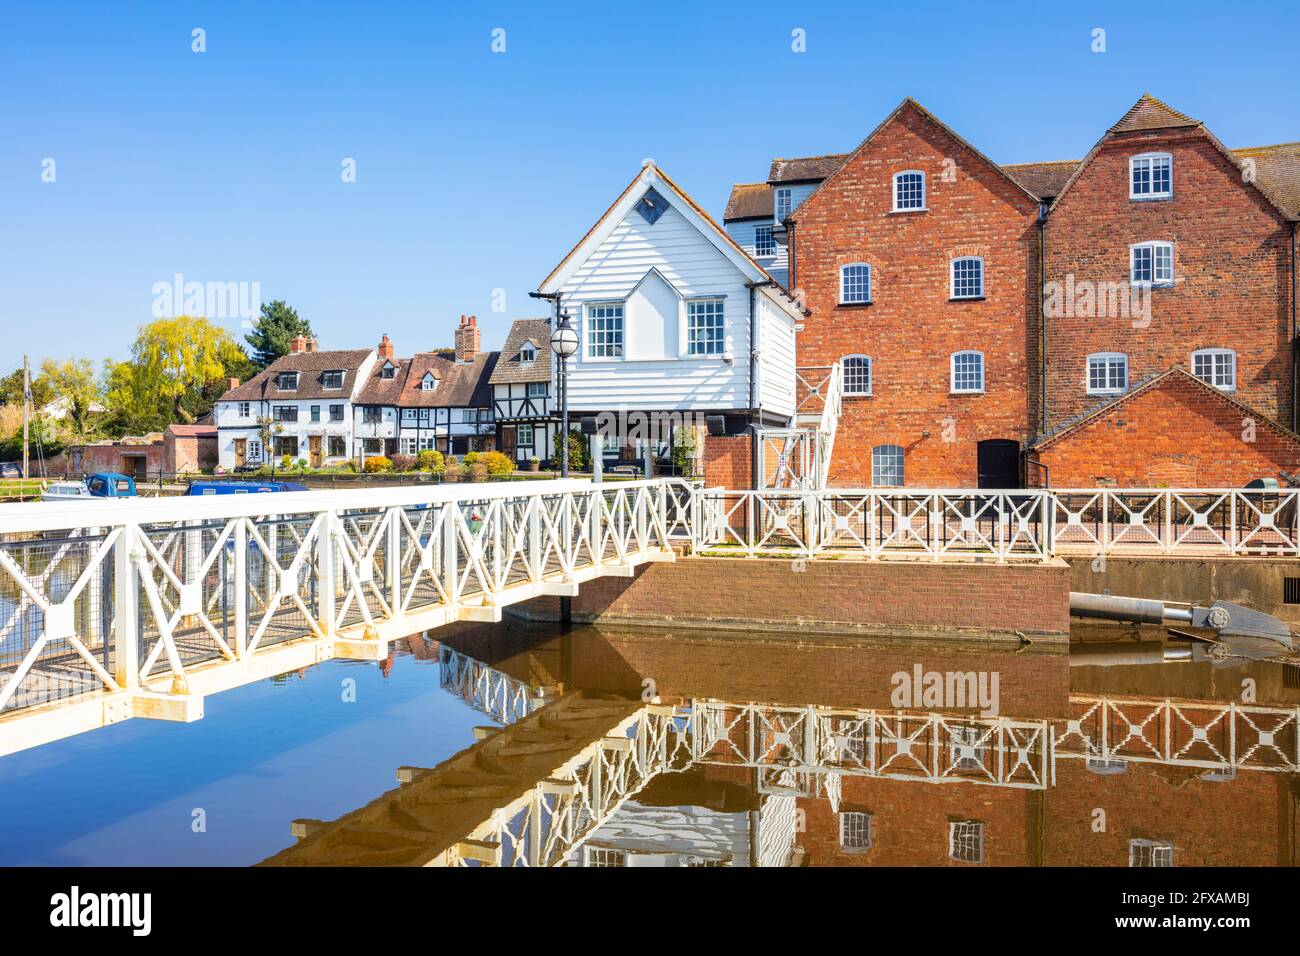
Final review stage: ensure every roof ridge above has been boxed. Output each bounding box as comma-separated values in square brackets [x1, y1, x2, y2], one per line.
[1109, 93, 1201, 133]
[1231, 140, 1300, 153]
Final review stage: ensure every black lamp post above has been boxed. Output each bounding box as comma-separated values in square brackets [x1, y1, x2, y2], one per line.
[549, 313, 579, 478]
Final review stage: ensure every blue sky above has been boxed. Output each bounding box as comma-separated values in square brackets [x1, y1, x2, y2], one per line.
[2, 0, 1298, 368]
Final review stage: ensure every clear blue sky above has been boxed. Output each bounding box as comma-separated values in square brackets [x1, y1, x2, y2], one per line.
[3, 0, 1298, 369]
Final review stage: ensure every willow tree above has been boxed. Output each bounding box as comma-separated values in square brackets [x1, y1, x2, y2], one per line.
[126, 316, 245, 424]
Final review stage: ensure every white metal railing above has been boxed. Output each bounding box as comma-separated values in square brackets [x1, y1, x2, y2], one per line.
[697, 487, 1300, 560]
[0, 478, 698, 742]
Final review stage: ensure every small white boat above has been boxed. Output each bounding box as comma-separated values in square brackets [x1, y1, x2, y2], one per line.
[41, 481, 94, 502]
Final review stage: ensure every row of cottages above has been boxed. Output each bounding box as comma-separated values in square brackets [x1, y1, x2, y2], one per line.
[351, 319, 499, 459]
[532, 162, 803, 485]
[724, 94, 1300, 488]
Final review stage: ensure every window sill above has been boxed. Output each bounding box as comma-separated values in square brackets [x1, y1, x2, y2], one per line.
[1130, 281, 1174, 289]
[1086, 390, 1126, 398]
[950, 389, 985, 396]
[1130, 194, 1173, 202]
[843, 392, 872, 399]
[949, 296, 986, 303]
[889, 207, 929, 214]
[836, 301, 873, 309]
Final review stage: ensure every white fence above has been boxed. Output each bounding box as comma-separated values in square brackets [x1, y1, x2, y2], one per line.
[697, 487, 1300, 561]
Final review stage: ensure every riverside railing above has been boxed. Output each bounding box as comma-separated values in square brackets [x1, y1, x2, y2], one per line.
[695, 487, 1300, 560]
[0, 478, 698, 726]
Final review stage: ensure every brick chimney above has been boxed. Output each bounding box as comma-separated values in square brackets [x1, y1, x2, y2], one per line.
[228, 377, 240, 391]
[290, 334, 309, 354]
[378, 334, 394, 360]
[307, 338, 319, 352]
[455, 315, 481, 363]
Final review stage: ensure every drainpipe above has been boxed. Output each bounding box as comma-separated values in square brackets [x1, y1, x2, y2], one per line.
[1292, 221, 1297, 430]
[1038, 203, 1048, 439]
[745, 280, 767, 490]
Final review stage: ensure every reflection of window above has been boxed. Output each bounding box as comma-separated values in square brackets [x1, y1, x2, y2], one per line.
[687, 299, 725, 356]
[1192, 348, 1235, 391]
[872, 445, 904, 487]
[948, 725, 989, 771]
[840, 264, 871, 304]
[949, 820, 984, 863]
[841, 356, 872, 396]
[585, 847, 627, 867]
[1130, 152, 1172, 199]
[755, 224, 775, 257]
[839, 812, 873, 850]
[1129, 839, 1174, 867]
[586, 303, 624, 358]
[892, 170, 925, 211]
[1087, 353, 1128, 395]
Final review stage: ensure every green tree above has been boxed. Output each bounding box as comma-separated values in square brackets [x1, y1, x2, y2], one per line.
[0, 368, 52, 409]
[245, 300, 313, 368]
[37, 358, 103, 437]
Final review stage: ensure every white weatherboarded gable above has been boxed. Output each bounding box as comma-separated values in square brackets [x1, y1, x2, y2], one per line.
[538, 164, 800, 419]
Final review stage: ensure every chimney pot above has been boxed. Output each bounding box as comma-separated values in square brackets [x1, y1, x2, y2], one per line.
[455, 313, 481, 363]
[378, 334, 394, 360]
[291, 334, 308, 354]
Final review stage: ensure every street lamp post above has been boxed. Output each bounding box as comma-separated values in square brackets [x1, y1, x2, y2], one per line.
[549, 313, 579, 478]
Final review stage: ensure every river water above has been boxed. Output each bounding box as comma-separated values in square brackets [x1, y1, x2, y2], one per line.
[0, 622, 1296, 867]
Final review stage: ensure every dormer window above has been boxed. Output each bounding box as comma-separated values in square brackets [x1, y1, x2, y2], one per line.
[380, 362, 396, 380]
[774, 187, 793, 223]
[275, 371, 299, 391]
[892, 171, 926, 211]
[321, 370, 344, 390]
[420, 372, 439, 392]
[1130, 153, 1173, 199]
[519, 342, 537, 365]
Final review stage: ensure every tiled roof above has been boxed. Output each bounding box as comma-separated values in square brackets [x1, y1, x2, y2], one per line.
[358, 351, 498, 408]
[768, 153, 849, 183]
[167, 424, 217, 438]
[220, 349, 372, 402]
[1000, 160, 1080, 200]
[1109, 93, 1201, 134]
[490, 319, 552, 385]
[1231, 141, 1300, 220]
[723, 182, 773, 221]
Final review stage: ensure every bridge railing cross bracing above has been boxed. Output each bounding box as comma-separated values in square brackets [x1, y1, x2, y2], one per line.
[0, 478, 698, 754]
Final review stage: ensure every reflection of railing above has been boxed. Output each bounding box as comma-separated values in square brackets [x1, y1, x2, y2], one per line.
[0, 478, 698, 754]
[697, 487, 1300, 560]
[438, 645, 551, 725]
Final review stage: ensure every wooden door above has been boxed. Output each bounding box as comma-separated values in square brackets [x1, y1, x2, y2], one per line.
[500, 426, 516, 462]
[234, 439, 246, 467]
[309, 435, 323, 468]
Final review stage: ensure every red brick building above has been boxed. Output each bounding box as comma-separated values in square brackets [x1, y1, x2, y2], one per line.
[727, 94, 1300, 488]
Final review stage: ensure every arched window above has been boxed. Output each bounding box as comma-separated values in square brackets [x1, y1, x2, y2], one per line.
[839, 263, 872, 304]
[892, 170, 926, 211]
[1192, 348, 1236, 391]
[1086, 352, 1128, 395]
[872, 445, 904, 487]
[950, 351, 985, 393]
[950, 256, 984, 299]
[841, 355, 872, 396]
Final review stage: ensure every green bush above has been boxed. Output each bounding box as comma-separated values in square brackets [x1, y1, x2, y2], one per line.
[548, 430, 588, 472]
[363, 455, 393, 473]
[415, 449, 445, 475]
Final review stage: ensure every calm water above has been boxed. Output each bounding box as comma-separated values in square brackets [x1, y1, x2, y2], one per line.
[2, 622, 1296, 866]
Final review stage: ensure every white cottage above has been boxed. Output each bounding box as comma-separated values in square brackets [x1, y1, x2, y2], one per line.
[535, 162, 800, 473]
[213, 338, 377, 469]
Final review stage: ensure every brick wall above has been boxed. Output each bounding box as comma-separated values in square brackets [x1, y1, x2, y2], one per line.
[1036, 370, 1300, 485]
[1044, 126, 1296, 430]
[791, 101, 1040, 487]
[520, 555, 1071, 642]
[703, 432, 753, 489]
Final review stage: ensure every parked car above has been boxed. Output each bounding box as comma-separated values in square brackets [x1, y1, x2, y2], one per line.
[0, 461, 23, 479]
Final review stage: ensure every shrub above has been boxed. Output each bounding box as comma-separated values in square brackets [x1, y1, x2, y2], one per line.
[280, 454, 294, 469]
[468, 461, 488, 482]
[415, 449, 445, 474]
[480, 450, 514, 477]
[390, 453, 416, 472]
[444, 455, 464, 481]
[363, 455, 393, 473]
[463, 451, 480, 467]
[549, 430, 589, 472]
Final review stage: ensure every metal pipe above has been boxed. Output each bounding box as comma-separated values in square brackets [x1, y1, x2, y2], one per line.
[1069, 591, 1193, 625]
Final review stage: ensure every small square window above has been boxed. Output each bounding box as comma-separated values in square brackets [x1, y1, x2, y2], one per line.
[275, 372, 299, 391]
[872, 444, 904, 487]
[949, 821, 984, 864]
[1087, 353, 1128, 395]
[1130, 153, 1173, 199]
[527, 381, 547, 398]
[1192, 349, 1235, 391]
[321, 370, 344, 390]
[587, 303, 624, 358]
[1131, 242, 1174, 286]
[237, 402, 250, 418]
[1128, 839, 1173, 867]
[520, 342, 536, 364]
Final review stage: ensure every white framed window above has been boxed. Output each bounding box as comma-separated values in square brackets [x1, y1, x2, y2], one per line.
[247, 439, 261, 462]
[1129, 839, 1174, 867]
[585, 846, 627, 867]
[275, 371, 299, 390]
[418, 435, 435, 451]
[237, 401, 250, 418]
[892, 170, 926, 211]
[321, 370, 344, 390]
[1130, 241, 1174, 286]
[950, 256, 984, 299]
[949, 820, 985, 863]
[872, 444, 904, 487]
[380, 362, 396, 380]
[841, 355, 872, 396]
[1192, 348, 1236, 391]
[840, 263, 872, 304]
[754, 223, 776, 257]
[774, 187, 792, 222]
[586, 302, 624, 359]
[517, 423, 534, 446]
[1087, 352, 1129, 395]
[527, 381, 547, 398]
[687, 298, 725, 356]
[1130, 152, 1173, 199]
[400, 437, 417, 456]
[519, 342, 536, 364]
[950, 351, 985, 393]
[839, 811, 872, 850]
[421, 372, 438, 391]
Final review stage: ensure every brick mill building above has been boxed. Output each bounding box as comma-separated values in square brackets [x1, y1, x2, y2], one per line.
[725, 94, 1300, 488]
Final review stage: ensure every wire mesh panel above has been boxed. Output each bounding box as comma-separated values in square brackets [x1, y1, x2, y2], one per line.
[245, 514, 321, 651]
